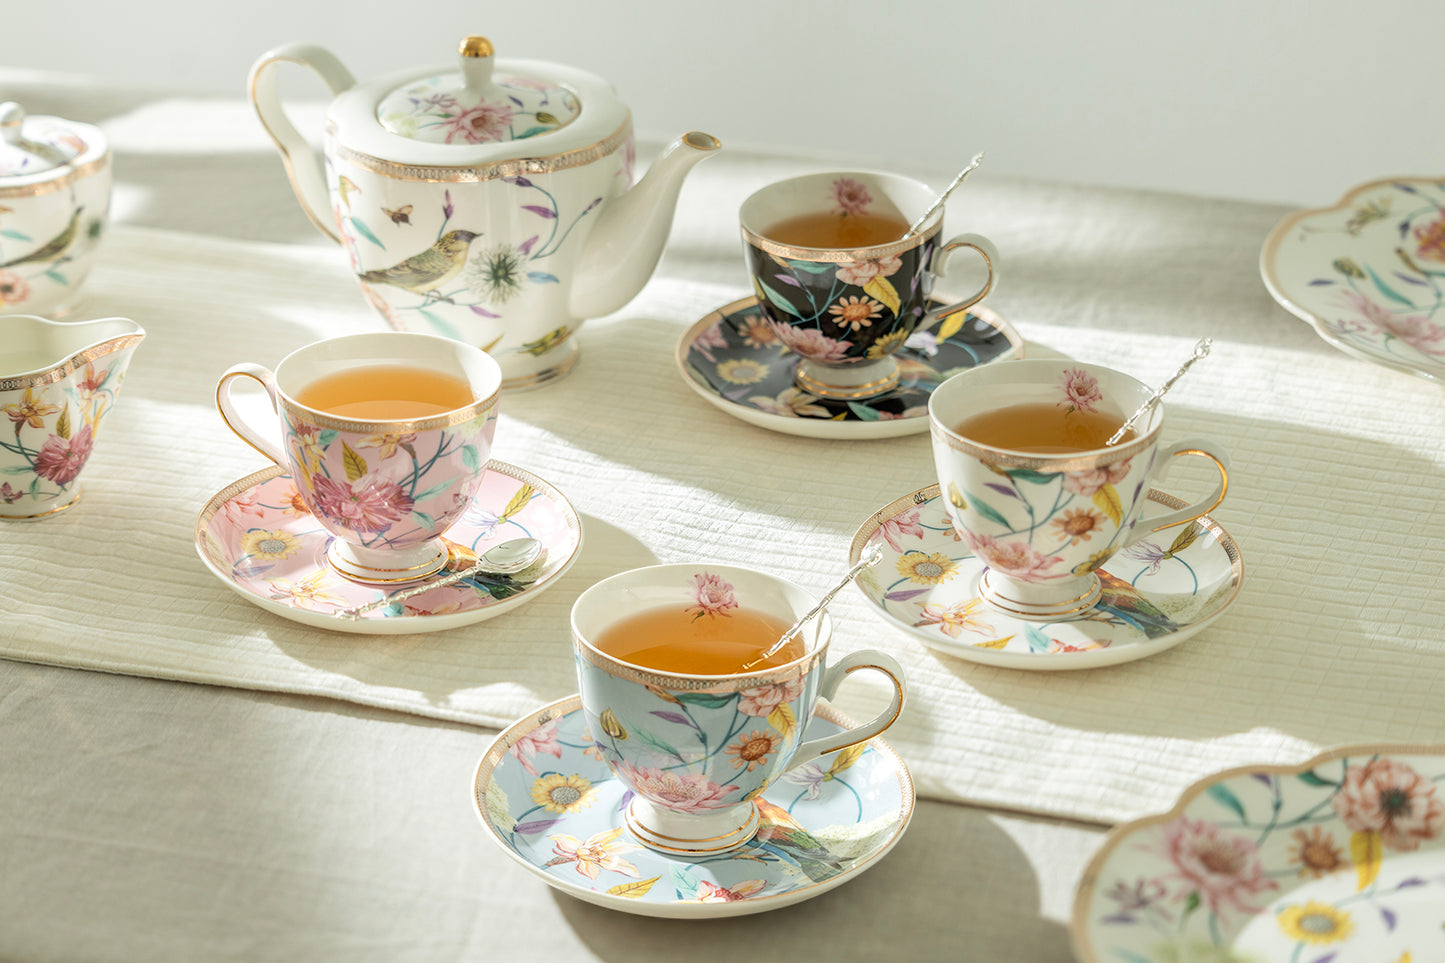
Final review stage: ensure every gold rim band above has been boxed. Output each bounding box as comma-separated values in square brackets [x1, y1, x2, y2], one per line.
[1, 334, 143, 392]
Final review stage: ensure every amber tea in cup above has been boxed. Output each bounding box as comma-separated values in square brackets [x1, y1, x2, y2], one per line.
[592, 605, 804, 674]
[953, 402, 1136, 455]
[294, 364, 475, 420]
[762, 210, 911, 249]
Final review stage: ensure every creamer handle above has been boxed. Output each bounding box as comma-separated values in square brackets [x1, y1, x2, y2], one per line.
[248, 44, 356, 245]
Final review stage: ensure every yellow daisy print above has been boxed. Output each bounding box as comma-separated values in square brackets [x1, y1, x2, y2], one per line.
[866, 329, 909, 359]
[530, 773, 597, 814]
[240, 529, 302, 561]
[1277, 901, 1352, 946]
[716, 358, 770, 385]
[896, 551, 958, 585]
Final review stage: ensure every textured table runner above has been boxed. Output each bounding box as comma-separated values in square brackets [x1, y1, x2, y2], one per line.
[3, 197, 1443, 827]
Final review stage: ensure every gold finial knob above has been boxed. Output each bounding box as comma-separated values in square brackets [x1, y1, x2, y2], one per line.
[460, 36, 494, 58]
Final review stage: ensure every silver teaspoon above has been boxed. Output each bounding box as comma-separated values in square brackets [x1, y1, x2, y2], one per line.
[741, 542, 886, 670]
[338, 536, 543, 620]
[1106, 338, 1213, 447]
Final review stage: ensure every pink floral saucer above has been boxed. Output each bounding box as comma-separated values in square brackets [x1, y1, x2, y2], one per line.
[1071, 744, 1445, 962]
[850, 484, 1243, 670]
[194, 461, 581, 634]
[471, 695, 914, 918]
[1261, 176, 1445, 382]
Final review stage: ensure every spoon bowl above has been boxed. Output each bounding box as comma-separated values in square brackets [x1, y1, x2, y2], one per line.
[339, 536, 543, 620]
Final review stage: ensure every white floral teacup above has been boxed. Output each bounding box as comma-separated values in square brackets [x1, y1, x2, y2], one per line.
[571, 563, 906, 856]
[0, 315, 144, 519]
[740, 171, 998, 400]
[217, 332, 501, 584]
[929, 359, 1229, 621]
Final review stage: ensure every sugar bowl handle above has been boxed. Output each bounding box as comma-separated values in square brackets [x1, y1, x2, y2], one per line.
[248, 44, 356, 245]
[788, 650, 906, 769]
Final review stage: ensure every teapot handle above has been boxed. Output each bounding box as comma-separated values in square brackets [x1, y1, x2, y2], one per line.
[248, 44, 356, 245]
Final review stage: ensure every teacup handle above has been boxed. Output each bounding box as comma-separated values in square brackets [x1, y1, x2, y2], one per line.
[920, 232, 1000, 331]
[788, 650, 906, 769]
[1127, 438, 1230, 543]
[216, 363, 286, 466]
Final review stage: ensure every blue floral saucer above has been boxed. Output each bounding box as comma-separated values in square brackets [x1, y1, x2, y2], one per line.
[471, 695, 914, 918]
[676, 295, 1023, 439]
[850, 484, 1244, 670]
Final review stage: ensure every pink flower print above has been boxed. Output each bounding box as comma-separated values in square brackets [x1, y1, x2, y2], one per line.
[0, 482, 21, 503]
[1058, 367, 1103, 412]
[916, 599, 994, 639]
[1063, 459, 1132, 496]
[443, 102, 515, 144]
[1341, 291, 1445, 355]
[831, 177, 873, 216]
[508, 717, 564, 777]
[836, 255, 902, 287]
[877, 509, 925, 552]
[747, 387, 829, 418]
[689, 572, 738, 618]
[693, 879, 766, 902]
[692, 321, 729, 363]
[737, 677, 805, 717]
[33, 424, 93, 486]
[0, 269, 29, 304]
[768, 319, 853, 363]
[547, 829, 639, 880]
[1331, 757, 1445, 851]
[963, 532, 1063, 582]
[75, 364, 107, 400]
[1414, 213, 1445, 263]
[309, 473, 414, 533]
[220, 486, 264, 526]
[1155, 815, 1277, 920]
[615, 762, 738, 812]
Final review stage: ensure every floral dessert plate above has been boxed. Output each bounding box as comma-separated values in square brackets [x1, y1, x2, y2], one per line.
[676, 295, 1023, 440]
[194, 461, 581, 634]
[471, 695, 915, 918]
[1261, 176, 1445, 382]
[1071, 744, 1445, 963]
[849, 484, 1242, 670]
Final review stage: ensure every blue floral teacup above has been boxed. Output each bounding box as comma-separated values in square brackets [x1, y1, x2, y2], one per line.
[929, 359, 1229, 621]
[740, 171, 998, 400]
[572, 563, 906, 856]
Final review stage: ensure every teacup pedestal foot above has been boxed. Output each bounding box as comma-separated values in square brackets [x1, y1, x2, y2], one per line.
[979, 569, 1102, 621]
[496, 338, 581, 392]
[624, 797, 761, 857]
[326, 538, 450, 585]
[795, 357, 900, 401]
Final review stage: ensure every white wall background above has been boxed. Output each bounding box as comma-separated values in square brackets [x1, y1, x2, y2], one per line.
[6, 0, 1442, 205]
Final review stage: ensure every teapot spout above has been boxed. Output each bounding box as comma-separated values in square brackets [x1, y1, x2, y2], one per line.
[569, 131, 720, 319]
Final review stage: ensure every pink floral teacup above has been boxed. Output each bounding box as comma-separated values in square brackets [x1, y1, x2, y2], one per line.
[571, 563, 905, 855]
[0, 315, 144, 519]
[740, 171, 998, 400]
[929, 359, 1229, 621]
[217, 332, 501, 584]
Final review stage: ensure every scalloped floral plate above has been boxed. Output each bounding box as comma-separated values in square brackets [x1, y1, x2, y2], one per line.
[194, 461, 581, 634]
[1071, 744, 1445, 962]
[471, 695, 914, 918]
[1260, 176, 1445, 383]
[849, 484, 1243, 670]
[676, 295, 1023, 439]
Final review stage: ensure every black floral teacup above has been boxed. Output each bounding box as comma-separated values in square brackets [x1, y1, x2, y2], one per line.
[740, 171, 999, 399]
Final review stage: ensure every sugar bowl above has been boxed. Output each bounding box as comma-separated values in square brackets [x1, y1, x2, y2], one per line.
[0, 103, 111, 317]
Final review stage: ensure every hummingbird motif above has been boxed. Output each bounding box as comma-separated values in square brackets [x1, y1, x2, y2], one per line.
[752, 798, 848, 882]
[356, 229, 478, 302]
[0, 207, 83, 269]
[1092, 569, 1178, 639]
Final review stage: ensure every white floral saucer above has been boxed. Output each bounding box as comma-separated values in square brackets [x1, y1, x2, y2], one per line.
[675, 295, 1023, 439]
[1261, 176, 1445, 382]
[471, 695, 914, 918]
[1071, 743, 1445, 963]
[194, 461, 581, 634]
[849, 484, 1243, 670]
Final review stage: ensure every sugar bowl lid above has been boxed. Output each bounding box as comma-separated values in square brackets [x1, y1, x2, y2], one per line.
[375, 36, 582, 145]
[0, 103, 82, 177]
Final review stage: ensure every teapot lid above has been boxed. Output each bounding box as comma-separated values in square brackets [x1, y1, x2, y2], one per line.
[376, 37, 581, 145]
[0, 103, 86, 177]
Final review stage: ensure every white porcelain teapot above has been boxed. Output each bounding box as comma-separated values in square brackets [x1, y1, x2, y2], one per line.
[250, 36, 719, 388]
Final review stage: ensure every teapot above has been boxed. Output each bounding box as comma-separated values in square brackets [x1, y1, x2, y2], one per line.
[249, 36, 720, 388]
